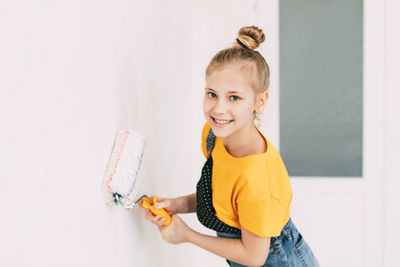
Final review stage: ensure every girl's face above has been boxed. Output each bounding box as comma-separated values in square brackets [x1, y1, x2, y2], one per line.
[203, 64, 263, 139]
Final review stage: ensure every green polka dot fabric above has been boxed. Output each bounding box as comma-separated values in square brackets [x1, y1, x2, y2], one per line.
[196, 129, 241, 234]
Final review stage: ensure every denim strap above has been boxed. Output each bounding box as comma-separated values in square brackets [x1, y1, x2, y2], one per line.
[206, 129, 216, 158]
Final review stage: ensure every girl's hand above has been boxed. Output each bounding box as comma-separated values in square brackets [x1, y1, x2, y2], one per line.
[141, 208, 169, 227]
[139, 200, 192, 244]
[138, 196, 182, 216]
[153, 196, 181, 215]
[139, 196, 180, 228]
[158, 215, 191, 244]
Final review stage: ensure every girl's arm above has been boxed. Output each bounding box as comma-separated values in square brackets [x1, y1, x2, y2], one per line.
[149, 193, 196, 215]
[146, 205, 270, 266]
[186, 225, 270, 266]
[175, 193, 196, 213]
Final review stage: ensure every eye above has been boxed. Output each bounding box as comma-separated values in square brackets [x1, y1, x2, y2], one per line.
[230, 95, 240, 101]
[207, 92, 216, 98]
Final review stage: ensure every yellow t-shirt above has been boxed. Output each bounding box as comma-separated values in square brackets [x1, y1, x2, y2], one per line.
[201, 122, 293, 237]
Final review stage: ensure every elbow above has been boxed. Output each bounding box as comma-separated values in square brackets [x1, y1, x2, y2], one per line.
[250, 252, 268, 266]
[239, 252, 266, 266]
[240, 233, 271, 266]
[255, 257, 268, 267]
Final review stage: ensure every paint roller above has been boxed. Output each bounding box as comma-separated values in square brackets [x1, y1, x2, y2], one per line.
[101, 129, 171, 226]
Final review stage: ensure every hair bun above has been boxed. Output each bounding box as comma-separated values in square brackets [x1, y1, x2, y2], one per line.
[236, 26, 265, 50]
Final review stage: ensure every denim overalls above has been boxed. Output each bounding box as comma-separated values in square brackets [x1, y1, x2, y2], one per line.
[196, 129, 319, 267]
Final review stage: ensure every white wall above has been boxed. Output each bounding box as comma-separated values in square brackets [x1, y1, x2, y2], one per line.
[0, 1, 253, 266]
[1, 0, 399, 266]
[384, 0, 400, 266]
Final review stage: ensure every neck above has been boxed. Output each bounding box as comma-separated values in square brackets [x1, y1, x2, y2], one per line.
[222, 123, 262, 158]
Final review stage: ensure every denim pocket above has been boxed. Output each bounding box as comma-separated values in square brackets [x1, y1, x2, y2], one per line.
[293, 233, 320, 267]
[294, 233, 305, 250]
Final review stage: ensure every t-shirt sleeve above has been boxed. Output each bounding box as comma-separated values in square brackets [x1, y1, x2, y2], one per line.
[237, 197, 289, 237]
[201, 122, 210, 158]
[236, 169, 292, 237]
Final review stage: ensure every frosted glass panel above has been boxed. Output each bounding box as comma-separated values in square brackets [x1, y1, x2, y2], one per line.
[279, 0, 363, 177]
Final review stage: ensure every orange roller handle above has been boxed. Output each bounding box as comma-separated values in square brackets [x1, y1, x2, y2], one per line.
[141, 195, 172, 226]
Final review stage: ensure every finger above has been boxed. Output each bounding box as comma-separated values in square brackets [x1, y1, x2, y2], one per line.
[154, 200, 168, 209]
[145, 210, 157, 221]
[156, 216, 167, 227]
[151, 214, 166, 226]
[159, 219, 167, 227]
[154, 215, 164, 226]
[147, 215, 162, 226]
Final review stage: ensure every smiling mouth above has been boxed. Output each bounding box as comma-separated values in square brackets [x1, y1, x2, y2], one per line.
[212, 117, 234, 125]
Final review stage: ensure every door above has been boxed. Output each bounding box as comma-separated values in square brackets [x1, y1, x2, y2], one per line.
[253, 1, 385, 266]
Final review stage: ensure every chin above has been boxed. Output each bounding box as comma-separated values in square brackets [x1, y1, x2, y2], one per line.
[209, 124, 234, 138]
[211, 130, 229, 138]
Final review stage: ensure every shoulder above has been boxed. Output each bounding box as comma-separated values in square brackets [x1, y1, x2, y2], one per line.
[235, 140, 291, 202]
[265, 140, 283, 162]
[263, 140, 290, 179]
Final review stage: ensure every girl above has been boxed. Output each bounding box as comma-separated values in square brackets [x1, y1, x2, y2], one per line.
[140, 26, 319, 267]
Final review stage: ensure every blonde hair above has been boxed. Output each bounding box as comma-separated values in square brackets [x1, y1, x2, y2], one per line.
[205, 26, 270, 93]
[205, 26, 270, 127]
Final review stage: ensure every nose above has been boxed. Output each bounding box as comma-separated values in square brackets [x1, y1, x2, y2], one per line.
[212, 98, 228, 115]
[214, 97, 228, 114]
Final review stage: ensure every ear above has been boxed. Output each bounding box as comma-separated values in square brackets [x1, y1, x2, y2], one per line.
[255, 91, 269, 114]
